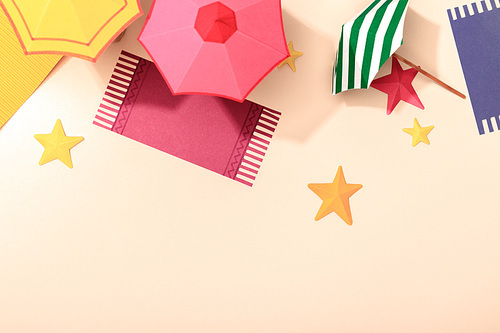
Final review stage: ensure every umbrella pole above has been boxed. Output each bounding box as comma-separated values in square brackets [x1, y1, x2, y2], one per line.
[393, 53, 466, 100]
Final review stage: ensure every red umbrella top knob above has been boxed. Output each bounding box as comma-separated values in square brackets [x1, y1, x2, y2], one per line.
[195, 2, 238, 43]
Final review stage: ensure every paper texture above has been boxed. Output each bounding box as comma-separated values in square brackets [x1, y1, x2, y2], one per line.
[402, 118, 434, 147]
[34, 119, 84, 168]
[371, 57, 424, 114]
[138, 0, 289, 102]
[448, 0, 500, 135]
[277, 41, 303, 72]
[332, 0, 410, 95]
[0, 0, 142, 61]
[0, 7, 61, 128]
[93, 51, 281, 187]
[308, 166, 363, 225]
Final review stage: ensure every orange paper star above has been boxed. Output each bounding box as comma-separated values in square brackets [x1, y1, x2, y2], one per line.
[308, 166, 363, 225]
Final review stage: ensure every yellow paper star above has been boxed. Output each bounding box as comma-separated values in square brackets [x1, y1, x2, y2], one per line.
[277, 41, 303, 72]
[403, 118, 434, 147]
[308, 166, 363, 225]
[34, 119, 84, 168]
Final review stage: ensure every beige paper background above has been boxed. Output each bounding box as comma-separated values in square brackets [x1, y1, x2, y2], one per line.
[1, 0, 500, 331]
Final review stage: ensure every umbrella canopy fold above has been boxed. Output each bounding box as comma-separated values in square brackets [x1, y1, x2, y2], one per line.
[0, 0, 143, 61]
[139, 0, 289, 102]
[332, 0, 409, 95]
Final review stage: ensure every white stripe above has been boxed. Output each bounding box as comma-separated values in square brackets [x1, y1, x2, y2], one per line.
[253, 133, 271, 144]
[258, 114, 277, 125]
[390, 5, 407, 55]
[341, 24, 353, 92]
[103, 93, 124, 105]
[262, 108, 280, 116]
[255, 124, 274, 137]
[249, 138, 261, 145]
[449, 8, 458, 20]
[236, 171, 255, 180]
[97, 108, 118, 119]
[97, 111, 117, 123]
[458, 4, 467, 18]
[108, 82, 128, 94]
[354, 0, 386, 89]
[474, 2, 484, 13]
[248, 141, 267, 153]
[94, 118, 113, 129]
[244, 152, 262, 166]
[112, 71, 133, 83]
[107, 87, 127, 97]
[332, 52, 338, 93]
[100, 100, 121, 111]
[465, 2, 476, 14]
[256, 116, 275, 128]
[491, 117, 499, 132]
[249, 142, 268, 154]
[234, 177, 253, 186]
[247, 148, 266, 158]
[116, 64, 135, 75]
[240, 160, 259, 172]
[119, 55, 140, 66]
[367, 1, 399, 86]
[244, 153, 262, 163]
[482, 119, 491, 133]
[100, 104, 122, 115]
[236, 171, 255, 182]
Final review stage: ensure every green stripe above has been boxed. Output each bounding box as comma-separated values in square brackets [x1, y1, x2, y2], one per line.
[347, 0, 383, 89]
[334, 28, 344, 94]
[359, 0, 393, 88]
[379, 0, 409, 67]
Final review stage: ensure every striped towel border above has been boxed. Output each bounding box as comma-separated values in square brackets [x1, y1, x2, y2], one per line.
[93, 50, 282, 187]
[93, 50, 140, 130]
[447, 0, 499, 21]
[234, 108, 281, 187]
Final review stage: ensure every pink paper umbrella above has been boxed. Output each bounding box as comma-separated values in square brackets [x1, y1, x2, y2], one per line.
[138, 0, 290, 102]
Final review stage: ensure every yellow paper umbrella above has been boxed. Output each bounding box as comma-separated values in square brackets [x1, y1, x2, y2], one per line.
[0, 0, 142, 62]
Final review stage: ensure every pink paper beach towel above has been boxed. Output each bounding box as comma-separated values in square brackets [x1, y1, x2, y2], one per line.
[93, 51, 281, 187]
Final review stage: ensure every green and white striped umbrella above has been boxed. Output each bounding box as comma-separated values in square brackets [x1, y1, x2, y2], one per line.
[332, 0, 410, 95]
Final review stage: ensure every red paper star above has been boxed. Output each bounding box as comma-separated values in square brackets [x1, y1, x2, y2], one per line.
[370, 57, 424, 115]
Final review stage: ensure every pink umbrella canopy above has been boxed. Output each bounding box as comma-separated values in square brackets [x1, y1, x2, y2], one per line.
[138, 0, 289, 102]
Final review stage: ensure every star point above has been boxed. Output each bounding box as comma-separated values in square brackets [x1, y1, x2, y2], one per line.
[277, 41, 303, 72]
[403, 118, 434, 147]
[308, 166, 363, 225]
[34, 119, 84, 168]
[371, 57, 424, 115]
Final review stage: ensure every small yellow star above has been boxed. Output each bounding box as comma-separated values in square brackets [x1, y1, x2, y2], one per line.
[277, 41, 303, 72]
[403, 118, 434, 147]
[34, 119, 84, 168]
[308, 166, 363, 225]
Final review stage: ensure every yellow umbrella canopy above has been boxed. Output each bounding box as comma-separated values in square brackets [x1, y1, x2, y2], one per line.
[0, 0, 142, 61]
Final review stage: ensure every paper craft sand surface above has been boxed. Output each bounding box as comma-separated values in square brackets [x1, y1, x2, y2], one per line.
[93, 51, 281, 187]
